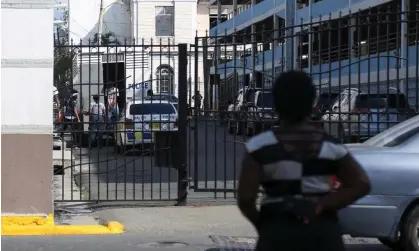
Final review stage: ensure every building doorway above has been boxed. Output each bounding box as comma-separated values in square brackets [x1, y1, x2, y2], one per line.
[102, 62, 126, 111]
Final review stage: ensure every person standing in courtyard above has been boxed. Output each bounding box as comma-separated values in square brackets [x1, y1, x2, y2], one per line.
[84, 94, 106, 148]
[192, 91, 203, 116]
[58, 91, 81, 147]
[236, 70, 371, 251]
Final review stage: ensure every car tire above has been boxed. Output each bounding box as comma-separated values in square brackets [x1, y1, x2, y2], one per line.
[337, 125, 347, 143]
[398, 205, 419, 251]
[236, 121, 243, 135]
[115, 134, 125, 155]
[254, 122, 262, 134]
[378, 238, 402, 251]
[116, 145, 124, 154]
[81, 133, 89, 147]
[228, 120, 234, 134]
[245, 123, 253, 136]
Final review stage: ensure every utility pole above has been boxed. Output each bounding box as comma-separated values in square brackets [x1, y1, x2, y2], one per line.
[98, 0, 105, 45]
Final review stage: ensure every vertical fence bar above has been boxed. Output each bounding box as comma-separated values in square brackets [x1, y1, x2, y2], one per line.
[194, 37, 200, 188]
[177, 43, 189, 206]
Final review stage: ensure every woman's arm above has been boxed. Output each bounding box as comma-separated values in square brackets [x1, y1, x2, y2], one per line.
[237, 152, 262, 229]
[319, 152, 371, 212]
[74, 105, 81, 122]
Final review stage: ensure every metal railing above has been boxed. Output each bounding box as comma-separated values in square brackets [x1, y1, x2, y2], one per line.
[192, 9, 419, 198]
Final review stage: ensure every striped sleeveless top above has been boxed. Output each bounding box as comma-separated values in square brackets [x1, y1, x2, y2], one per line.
[245, 127, 348, 205]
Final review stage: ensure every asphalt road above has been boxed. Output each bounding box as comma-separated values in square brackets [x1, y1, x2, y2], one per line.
[2, 234, 388, 251]
[3, 205, 388, 251]
[70, 120, 247, 202]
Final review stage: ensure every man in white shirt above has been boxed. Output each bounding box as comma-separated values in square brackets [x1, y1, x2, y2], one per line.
[84, 94, 106, 148]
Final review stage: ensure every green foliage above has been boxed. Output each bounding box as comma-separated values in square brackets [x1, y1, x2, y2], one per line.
[91, 31, 121, 45]
[54, 10, 74, 84]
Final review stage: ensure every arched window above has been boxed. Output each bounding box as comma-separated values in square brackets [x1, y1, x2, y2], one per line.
[156, 66, 174, 94]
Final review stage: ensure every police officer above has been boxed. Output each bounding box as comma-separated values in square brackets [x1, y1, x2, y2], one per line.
[236, 70, 371, 251]
[192, 91, 203, 116]
[58, 91, 81, 148]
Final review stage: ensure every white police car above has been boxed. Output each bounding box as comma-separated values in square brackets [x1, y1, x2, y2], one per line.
[115, 99, 178, 153]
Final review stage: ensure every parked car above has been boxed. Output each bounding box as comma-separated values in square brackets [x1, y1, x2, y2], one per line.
[339, 115, 419, 250]
[227, 87, 276, 136]
[115, 100, 178, 154]
[323, 88, 415, 142]
[310, 91, 340, 128]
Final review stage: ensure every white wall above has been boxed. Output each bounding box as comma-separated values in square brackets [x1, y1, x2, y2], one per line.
[197, 3, 209, 37]
[69, 0, 131, 43]
[1, 8, 54, 131]
[134, 0, 197, 43]
[73, 0, 205, 105]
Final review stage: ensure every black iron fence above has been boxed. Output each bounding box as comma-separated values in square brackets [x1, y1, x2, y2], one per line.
[53, 41, 188, 206]
[54, 8, 419, 205]
[190, 7, 419, 197]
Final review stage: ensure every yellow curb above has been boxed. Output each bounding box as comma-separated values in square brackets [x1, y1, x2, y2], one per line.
[2, 214, 55, 226]
[1, 214, 124, 235]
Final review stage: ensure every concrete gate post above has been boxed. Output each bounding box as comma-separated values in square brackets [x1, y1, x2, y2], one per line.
[1, 0, 54, 225]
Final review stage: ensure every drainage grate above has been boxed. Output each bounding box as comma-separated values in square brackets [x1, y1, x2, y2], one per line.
[209, 235, 256, 250]
[138, 241, 189, 248]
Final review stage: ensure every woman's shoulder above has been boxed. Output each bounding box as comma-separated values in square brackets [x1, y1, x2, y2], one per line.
[245, 130, 278, 153]
[319, 133, 349, 160]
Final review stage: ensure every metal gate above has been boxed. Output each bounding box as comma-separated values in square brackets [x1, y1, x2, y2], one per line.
[190, 8, 419, 198]
[54, 8, 419, 204]
[53, 41, 188, 206]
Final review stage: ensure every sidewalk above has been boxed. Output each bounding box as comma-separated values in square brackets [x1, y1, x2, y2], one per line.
[52, 149, 107, 227]
[94, 205, 256, 245]
[92, 205, 381, 249]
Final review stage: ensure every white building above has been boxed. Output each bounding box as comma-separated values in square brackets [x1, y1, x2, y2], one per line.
[68, 0, 216, 111]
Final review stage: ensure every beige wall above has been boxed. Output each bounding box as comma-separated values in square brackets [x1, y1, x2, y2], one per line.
[1, 134, 53, 214]
[1, 1, 54, 216]
[197, 3, 210, 37]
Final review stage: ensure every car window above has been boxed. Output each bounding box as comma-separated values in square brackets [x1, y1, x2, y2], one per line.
[401, 132, 419, 151]
[129, 103, 176, 115]
[363, 115, 419, 146]
[379, 94, 409, 108]
[335, 94, 349, 111]
[234, 91, 241, 101]
[335, 94, 347, 108]
[385, 127, 419, 147]
[317, 93, 339, 106]
[236, 92, 243, 104]
[170, 96, 179, 102]
[256, 92, 274, 108]
[355, 95, 387, 109]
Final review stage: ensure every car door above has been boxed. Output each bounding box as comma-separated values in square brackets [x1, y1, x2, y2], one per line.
[340, 130, 419, 238]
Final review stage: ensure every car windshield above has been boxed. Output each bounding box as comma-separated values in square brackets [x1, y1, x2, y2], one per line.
[129, 103, 176, 115]
[145, 94, 178, 103]
[316, 93, 339, 106]
[355, 94, 409, 109]
[355, 95, 387, 109]
[256, 92, 274, 108]
[363, 115, 419, 146]
[380, 94, 408, 108]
